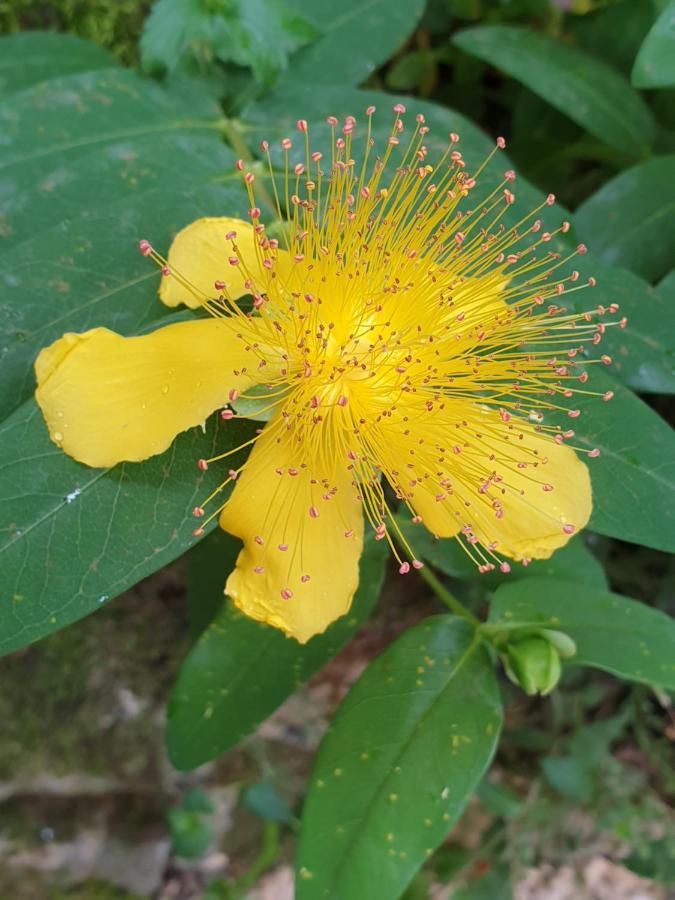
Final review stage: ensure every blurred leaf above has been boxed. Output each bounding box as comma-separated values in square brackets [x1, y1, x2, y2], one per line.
[476, 780, 523, 818]
[540, 755, 594, 802]
[273, 0, 425, 89]
[183, 788, 215, 813]
[632, 0, 675, 88]
[452, 25, 654, 156]
[0, 32, 116, 97]
[569, 0, 657, 75]
[575, 155, 675, 282]
[295, 617, 502, 900]
[486, 578, 675, 688]
[386, 50, 437, 92]
[574, 370, 675, 553]
[625, 837, 675, 885]
[243, 781, 295, 824]
[168, 806, 213, 858]
[0, 398, 255, 658]
[166, 538, 388, 770]
[141, 0, 315, 85]
[451, 866, 513, 900]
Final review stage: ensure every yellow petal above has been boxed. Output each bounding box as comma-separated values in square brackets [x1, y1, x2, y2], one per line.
[376, 403, 590, 561]
[35, 318, 255, 468]
[431, 411, 592, 561]
[471, 425, 592, 560]
[220, 419, 364, 643]
[159, 216, 293, 309]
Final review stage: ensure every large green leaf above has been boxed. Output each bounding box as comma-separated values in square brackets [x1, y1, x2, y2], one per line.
[0, 66, 247, 423]
[166, 538, 388, 770]
[295, 617, 502, 900]
[632, 0, 675, 88]
[575, 370, 675, 553]
[0, 397, 256, 658]
[277, 0, 425, 89]
[0, 67, 226, 251]
[575, 155, 675, 282]
[0, 179, 245, 423]
[0, 32, 117, 98]
[452, 25, 654, 156]
[486, 578, 675, 688]
[566, 257, 675, 394]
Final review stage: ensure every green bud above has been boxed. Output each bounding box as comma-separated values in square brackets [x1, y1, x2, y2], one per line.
[505, 636, 562, 696]
[538, 628, 577, 659]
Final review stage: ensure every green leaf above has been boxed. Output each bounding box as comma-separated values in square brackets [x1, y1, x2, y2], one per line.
[0, 32, 117, 98]
[186, 527, 242, 638]
[0, 68, 246, 423]
[396, 513, 607, 589]
[632, 0, 675, 88]
[568, 258, 675, 394]
[573, 370, 675, 553]
[0, 397, 256, 658]
[0, 67, 229, 251]
[386, 50, 437, 92]
[0, 178, 246, 423]
[486, 578, 675, 688]
[570, 0, 658, 76]
[243, 781, 295, 824]
[540, 755, 594, 802]
[575, 155, 675, 282]
[141, 0, 315, 85]
[295, 617, 502, 900]
[166, 538, 388, 770]
[274, 0, 425, 89]
[452, 25, 654, 156]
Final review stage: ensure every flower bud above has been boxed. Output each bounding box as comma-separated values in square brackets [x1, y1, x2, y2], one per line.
[505, 636, 563, 696]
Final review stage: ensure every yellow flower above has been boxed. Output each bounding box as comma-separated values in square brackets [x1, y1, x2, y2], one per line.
[35, 107, 619, 643]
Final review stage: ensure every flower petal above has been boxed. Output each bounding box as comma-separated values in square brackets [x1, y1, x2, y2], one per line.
[159, 216, 292, 309]
[375, 403, 590, 561]
[35, 318, 256, 468]
[220, 419, 364, 643]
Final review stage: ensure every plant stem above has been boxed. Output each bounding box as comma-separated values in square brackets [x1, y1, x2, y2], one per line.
[417, 565, 480, 626]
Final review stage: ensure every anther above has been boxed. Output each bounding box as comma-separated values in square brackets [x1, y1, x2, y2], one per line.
[139, 239, 153, 256]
